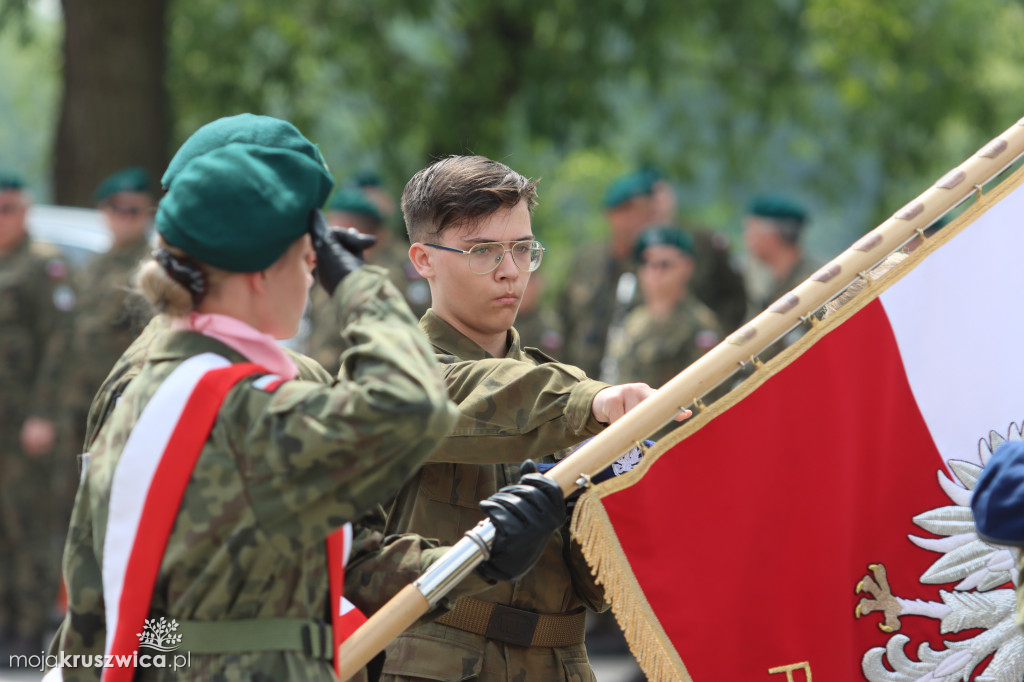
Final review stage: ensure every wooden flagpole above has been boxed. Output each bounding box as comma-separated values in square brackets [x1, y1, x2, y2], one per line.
[337, 117, 1024, 681]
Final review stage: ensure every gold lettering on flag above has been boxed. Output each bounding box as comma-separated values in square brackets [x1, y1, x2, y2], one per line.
[768, 661, 812, 681]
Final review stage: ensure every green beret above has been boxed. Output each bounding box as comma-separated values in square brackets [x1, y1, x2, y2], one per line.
[603, 171, 656, 209]
[747, 194, 808, 224]
[353, 171, 383, 188]
[0, 168, 25, 191]
[94, 167, 151, 203]
[156, 143, 335, 272]
[163, 114, 327, 190]
[327, 187, 382, 221]
[634, 225, 696, 260]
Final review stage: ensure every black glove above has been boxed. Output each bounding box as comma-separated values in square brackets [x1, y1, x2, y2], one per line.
[308, 210, 377, 295]
[477, 460, 566, 583]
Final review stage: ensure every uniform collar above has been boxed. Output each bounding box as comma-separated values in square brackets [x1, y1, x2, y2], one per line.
[419, 308, 524, 360]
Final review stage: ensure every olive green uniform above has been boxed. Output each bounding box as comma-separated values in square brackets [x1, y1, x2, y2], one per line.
[54, 267, 463, 681]
[0, 235, 74, 645]
[381, 310, 610, 682]
[608, 295, 723, 389]
[559, 234, 744, 379]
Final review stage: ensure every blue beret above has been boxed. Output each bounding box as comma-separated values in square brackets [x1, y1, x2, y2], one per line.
[156, 143, 334, 273]
[327, 187, 383, 222]
[94, 167, 151, 203]
[603, 171, 656, 209]
[163, 114, 326, 190]
[634, 225, 696, 260]
[747, 194, 808, 224]
[971, 441, 1024, 546]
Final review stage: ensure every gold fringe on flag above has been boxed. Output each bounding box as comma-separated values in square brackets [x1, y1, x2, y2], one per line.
[570, 131, 1024, 682]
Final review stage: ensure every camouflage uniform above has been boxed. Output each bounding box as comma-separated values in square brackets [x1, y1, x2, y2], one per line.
[0, 235, 74, 645]
[557, 243, 633, 379]
[308, 238, 429, 375]
[59, 236, 153, 463]
[381, 310, 610, 682]
[54, 267, 463, 681]
[558, 235, 742, 379]
[608, 295, 723, 389]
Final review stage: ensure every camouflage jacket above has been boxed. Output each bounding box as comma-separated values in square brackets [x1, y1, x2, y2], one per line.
[382, 309, 610, 682]
[556, 242, 633, 379]
[54, 267, 461, 681]
[610, 294, 723, 389]
[57, 237, 153, 454]
[0, 235, 74, 450]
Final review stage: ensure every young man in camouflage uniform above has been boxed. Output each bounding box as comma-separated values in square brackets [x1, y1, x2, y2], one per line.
[0, 170, 74, 658]
[48, 117, 566, 682]
[382, 155, 683, 681]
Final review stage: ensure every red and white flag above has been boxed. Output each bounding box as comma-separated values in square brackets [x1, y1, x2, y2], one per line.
[574, 166, 1024, 680]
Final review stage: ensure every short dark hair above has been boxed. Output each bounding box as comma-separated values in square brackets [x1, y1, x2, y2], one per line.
[401, 155, 538, 243]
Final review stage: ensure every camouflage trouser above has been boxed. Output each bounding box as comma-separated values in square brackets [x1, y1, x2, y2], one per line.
[0, 449, 59, 642]
[380, 621, 596, 682]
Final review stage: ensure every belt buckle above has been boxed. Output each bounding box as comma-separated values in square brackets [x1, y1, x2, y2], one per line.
[485, 604, 539, 648]
[301, 621, 330, 659]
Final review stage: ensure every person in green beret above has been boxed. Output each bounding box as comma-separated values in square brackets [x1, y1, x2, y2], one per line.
[0, 170, 75, 659]
[605, 225, 723, 390]
[742, 193, 823, 358]
[556, 170, 658, 380]
[41, 168, 157, 533]
[49, 137, 568, 682]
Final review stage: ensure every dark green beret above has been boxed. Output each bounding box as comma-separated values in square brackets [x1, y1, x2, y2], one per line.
[162, 114, 327, 190]
[156, 143, 335, 272]
[603, 171, 656, 209]
[0, 168, 25, 191]
[634, 225, 696, 260]
[747, 194, 808, 224]
[353, 171, 383, 188]
[327, 187, 382, 221]
[94, 167, 151, 203]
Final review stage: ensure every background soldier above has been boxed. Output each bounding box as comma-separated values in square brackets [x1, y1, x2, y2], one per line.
[384, 155, 687, 681]
[742, 193, 823, 359]
[607, 225, 723, 390]
[0, 169, 74, 658]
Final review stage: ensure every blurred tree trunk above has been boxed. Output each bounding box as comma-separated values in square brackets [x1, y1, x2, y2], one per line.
[54, 0, 169, 207]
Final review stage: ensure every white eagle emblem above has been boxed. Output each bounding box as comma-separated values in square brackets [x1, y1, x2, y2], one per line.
[854, 424, 1024, 681]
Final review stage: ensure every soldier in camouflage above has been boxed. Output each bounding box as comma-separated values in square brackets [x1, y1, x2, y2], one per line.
[50, 118, 565, 682]
[607, 226, 723, 390]
[42, 168, 157, 530]
[382, 155, 687, 682]
[742, 194, 823, 360]
[0, 170, 74, 658]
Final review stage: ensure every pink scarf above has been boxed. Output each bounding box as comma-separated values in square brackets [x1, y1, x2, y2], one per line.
[171, 312, 298, 380]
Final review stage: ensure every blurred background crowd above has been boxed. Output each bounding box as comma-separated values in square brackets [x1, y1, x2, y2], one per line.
[3, 0, 1024, 679]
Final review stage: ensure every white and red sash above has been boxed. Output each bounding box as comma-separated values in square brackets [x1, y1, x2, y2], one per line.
[91, 352, 363, 681]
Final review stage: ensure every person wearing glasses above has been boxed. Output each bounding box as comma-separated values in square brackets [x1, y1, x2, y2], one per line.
[606, 225, 723, 391]
[381, 155, 689, 682]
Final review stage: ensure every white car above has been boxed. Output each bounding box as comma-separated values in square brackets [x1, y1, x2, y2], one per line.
[27, 204, 110, 268]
